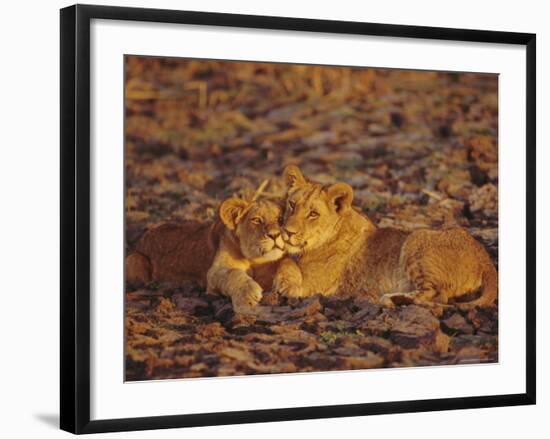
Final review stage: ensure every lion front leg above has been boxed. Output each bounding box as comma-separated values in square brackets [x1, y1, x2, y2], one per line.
[272, 258, 304, 298]
[207, 266, 263, 311]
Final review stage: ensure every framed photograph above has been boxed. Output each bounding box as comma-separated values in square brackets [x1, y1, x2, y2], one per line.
[60, 4, 536, 434]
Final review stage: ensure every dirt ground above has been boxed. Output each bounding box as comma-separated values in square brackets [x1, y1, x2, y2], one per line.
[124, 57, 498, 381]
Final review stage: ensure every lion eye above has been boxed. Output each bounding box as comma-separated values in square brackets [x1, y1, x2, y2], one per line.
[250, 217, 262, 225]
[308, 211, 319, 219]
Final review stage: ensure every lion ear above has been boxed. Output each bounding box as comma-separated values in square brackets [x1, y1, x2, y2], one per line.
[219, 198, 249, 230]
[326, 183, 353, 213]
[283, 165, 306, 191]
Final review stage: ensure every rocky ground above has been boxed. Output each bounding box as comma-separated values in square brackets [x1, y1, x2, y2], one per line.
[124, 57, 498, 381]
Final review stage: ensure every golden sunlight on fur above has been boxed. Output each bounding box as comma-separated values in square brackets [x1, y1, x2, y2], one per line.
[206, 197, 285, 310]
[126, 196, 285, 311]
[274, 165, 497, 310]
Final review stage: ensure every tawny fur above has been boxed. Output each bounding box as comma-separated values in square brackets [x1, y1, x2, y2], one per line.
[126, 221, 223, 287]
[273, 165, 497, 309]
[126, 198, 286, 310]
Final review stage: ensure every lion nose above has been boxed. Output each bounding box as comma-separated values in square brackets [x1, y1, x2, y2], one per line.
[267, 229, 281, 240]
[283, 227, 296, 237]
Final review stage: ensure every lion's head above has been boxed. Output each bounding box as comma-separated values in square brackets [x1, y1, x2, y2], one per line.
[219, 197, 285, 263]
[281, 165, 354, 255]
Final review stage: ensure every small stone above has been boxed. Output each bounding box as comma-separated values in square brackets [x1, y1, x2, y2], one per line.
[352, 300, 381, 322]
[456, 346, 483, 364]
[441, 313, 474, 335]
[173, 295, 209, 314]
[287, 297, 323, 319]
[220, 347, 254, 363]
[339, 352, 384, 369]
[389, 305, 440, 349]
[260, 290, 281, 306]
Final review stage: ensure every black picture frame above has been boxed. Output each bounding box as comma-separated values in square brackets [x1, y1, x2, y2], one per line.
[60, 4, 536, 434]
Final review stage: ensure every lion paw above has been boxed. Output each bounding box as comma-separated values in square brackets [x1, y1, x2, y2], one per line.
[272, 276, 303, 298]
[232, 280, 263, 310]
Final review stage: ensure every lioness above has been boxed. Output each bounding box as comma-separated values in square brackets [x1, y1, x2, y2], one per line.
[273, 165, 497, 309]
[126, 194, 285, 309]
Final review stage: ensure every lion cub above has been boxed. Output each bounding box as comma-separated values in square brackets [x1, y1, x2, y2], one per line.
[273, 165, 497, 309]
[126, 196, 285, 310]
